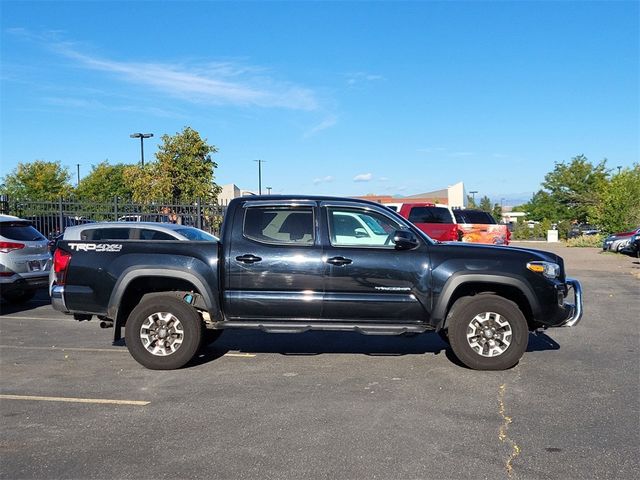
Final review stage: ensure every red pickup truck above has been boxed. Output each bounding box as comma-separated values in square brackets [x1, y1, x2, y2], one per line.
[397, 203, 460, 241]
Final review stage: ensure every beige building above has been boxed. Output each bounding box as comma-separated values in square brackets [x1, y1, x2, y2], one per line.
[218, 184, 256, 206]
[358, 181, 468, 208]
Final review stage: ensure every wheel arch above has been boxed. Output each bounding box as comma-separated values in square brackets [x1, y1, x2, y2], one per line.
[434, 274, 539, 331]
[109, 268, 220, 341]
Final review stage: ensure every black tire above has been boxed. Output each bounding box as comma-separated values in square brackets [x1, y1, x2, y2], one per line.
[447, 295, 528, 370]
[202, 328, 223, 346]
[125, 295, 203, 370]
[1, 289, 37, 305]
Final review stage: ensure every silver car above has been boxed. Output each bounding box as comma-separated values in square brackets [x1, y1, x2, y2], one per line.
[0, 214, 51, 304]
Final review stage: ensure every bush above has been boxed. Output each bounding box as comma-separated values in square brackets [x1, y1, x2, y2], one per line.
[565, 234, 604, 248]
[511, 219, 553, 241]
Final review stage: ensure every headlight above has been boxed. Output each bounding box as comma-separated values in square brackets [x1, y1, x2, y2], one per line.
[527, 261, 560, 279]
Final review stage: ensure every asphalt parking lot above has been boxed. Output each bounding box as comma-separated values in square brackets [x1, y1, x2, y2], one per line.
[1, 243, 639, 480]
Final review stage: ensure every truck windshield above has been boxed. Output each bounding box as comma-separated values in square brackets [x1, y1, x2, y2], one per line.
[408, 207, 453, 224]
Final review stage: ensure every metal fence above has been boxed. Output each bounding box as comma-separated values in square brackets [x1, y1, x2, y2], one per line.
[0, 196, 227, 238]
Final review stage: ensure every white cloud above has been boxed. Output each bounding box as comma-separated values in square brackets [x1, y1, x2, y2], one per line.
[304, 115, 338, 138]
[313, 176, 334, 185]
[13, 30, 319, 111]
[346, 72, 384, 86]
[353, 173, 373, 182]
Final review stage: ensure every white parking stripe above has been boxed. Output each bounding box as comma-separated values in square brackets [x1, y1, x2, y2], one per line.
[0, 315, 77, 322]
[0, 345, 256, 357]
[0, 394, 150, 406]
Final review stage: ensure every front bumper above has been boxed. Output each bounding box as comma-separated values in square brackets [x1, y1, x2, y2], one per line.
[558, 278, 583, 327]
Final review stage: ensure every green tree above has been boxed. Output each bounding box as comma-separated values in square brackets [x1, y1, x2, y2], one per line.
[1, 160, 73, 200]
[124, 127, 221, 202]
[491, 203, 503, 223]
[466, 195, 477, 208]
[588, 164, 640, 233]
[479, 195, 492, 213]
[541, 154, 608, 222]
[76, 161, 133, 201]
[520, 190, 564, 222]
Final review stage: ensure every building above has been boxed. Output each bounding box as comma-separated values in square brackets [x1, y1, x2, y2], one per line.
[218, 184, 256, 206]
[358, 182, 467, 208]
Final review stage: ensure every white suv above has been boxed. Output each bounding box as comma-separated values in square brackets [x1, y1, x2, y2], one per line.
[0, 214, 51, 304]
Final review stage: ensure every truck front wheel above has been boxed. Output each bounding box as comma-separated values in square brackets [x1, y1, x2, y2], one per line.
[447, 295, 528, 370]
[125, 295, 203, 370]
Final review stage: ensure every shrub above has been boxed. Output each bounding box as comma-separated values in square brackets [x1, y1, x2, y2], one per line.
[565, 234, 604, 248]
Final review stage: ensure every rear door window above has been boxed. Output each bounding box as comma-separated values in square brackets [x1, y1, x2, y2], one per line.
[81, 228, 133, 240]
[243, 207, 314, 245]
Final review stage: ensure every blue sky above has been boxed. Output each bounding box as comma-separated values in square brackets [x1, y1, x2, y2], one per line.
[1, 0, 638, 204]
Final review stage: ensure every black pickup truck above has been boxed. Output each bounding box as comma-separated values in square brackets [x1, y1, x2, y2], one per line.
[51, 196, 582, 370]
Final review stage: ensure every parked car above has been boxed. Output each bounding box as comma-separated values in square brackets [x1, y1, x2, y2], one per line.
[602, 228, 637, 252]
[620, 229, 640, 257]
[398, 203, 460, 241]
[0, 214, 51, 304]
[452, 209, 511, 246]
[61, 222, 218, 242]
[568, 223, 600, 238]
[51, 195, 582, 371]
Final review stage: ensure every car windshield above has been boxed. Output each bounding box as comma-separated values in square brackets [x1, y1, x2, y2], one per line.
[453, 210, 497, 224]
[175, 228, 218, 241]
[0, 222, 46, 241]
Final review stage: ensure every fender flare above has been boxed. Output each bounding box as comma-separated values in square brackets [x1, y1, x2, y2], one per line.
[432, 273, 540, 327]
[108, 266, 221, 324]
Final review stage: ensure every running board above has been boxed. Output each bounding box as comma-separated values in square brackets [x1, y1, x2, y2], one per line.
[214, 321, 431, 335]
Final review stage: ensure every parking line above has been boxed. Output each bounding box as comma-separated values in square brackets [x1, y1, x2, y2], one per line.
[0, 345, 256, 357]
[0, 345, 127, 353]
[0, 315, 77, 322]
[0, 394, 150, 406]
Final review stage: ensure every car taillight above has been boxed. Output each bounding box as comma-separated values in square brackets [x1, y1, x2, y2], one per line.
[0, 242, 25, 253]
[53, 249, 72, 285]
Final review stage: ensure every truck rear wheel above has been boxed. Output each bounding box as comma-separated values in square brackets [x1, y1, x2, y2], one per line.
[125, 295, 203, 370]
[447, 295, 528, 370]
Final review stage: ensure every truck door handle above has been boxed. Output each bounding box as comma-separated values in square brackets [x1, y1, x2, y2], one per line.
[326, 256, 352, 266]
[236, 254, 262, 264]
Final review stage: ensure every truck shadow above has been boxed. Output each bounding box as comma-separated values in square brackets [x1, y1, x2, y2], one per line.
[190, 330, 561, 367]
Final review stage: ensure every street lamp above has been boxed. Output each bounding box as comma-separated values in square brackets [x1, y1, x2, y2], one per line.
[469, 190, 478, 205]
[130, 133, 154, 166]
[266, 186, 272, 195]
[254, 159, 266, 195]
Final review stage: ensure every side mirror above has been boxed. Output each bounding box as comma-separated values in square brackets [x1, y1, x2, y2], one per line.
[393, 230, 419, 250]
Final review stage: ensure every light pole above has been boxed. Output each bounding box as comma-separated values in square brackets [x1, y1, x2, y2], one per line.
[76, 164, 80, 186]
[266, 186, 272, 195]
[469, 190, 478, 205]
[130, 133, 153, 166]
[254, 159, 266, 195]
[617, 165, 622, 175]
